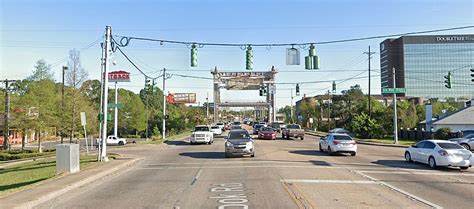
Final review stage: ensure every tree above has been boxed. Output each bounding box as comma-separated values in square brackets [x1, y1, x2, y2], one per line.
[27, 59, 55, 81]
[65, 49, 89, 142]
[13, 80, 59, 152]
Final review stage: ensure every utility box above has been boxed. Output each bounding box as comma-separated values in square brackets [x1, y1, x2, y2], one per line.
[56, 144, 80, 174]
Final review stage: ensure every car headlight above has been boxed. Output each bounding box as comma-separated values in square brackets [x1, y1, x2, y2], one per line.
[246, 142, 253, 147]
[226, 141, 233, 147]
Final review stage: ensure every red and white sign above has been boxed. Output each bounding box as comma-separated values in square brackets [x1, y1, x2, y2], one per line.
[108, 71, 130, 82]
[167, 93, 196, 104]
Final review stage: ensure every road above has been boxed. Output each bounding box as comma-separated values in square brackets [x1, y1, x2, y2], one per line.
[37, 130, 474, 209]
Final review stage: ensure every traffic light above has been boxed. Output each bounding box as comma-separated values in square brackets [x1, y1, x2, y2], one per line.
[259, 85, 264, 96]
[191, 44, 197, 67]
[296, 84, 300, 96]
[246, 45, 253, 70]
[471, 68, 474, 83]
[305, 44, 320, 70]
[444, 71, 452, 89]
[332, 81, 336, 93]
[203, 102, 207, 108]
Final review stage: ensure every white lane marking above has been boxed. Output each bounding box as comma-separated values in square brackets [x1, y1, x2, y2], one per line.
[281, 179, 379, 184]
[195, 169, 203, 179]
[190, 169, 203, 185]
[359, 170, 474, 176]
[352, 170, 443, 209]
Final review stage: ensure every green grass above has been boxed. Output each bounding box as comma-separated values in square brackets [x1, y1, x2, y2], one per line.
[364, 138, 416, 146]
[0, 155, 108, 196]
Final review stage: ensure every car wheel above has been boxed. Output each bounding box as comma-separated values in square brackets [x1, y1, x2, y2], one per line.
[460, 143, 470, 150]
[118, 141, 124, 146]
[350, 152, 356, 156]
[251, 153, 255, 157]
[301, 137, 304, 140]
[460, 166, 469, 170]
[405, 152, 413, 162]
[328, 146, 333, 156]
[428, 156, 437, 169]
[319, 143, 323, 152]
[225, 153, 230, 158]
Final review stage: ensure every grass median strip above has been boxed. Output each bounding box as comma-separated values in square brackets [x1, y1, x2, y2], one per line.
[0, 154, 113, 196]
[139, 130, 191, 145]
[364, 139, 416, 146]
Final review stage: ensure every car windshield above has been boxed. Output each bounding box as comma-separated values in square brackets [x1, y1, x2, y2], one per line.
[233, 122, 241, 125]
[333, 135, 352, 140]
[287, 125, 300, 129]
[194, 126, 209, 131]
[228, 131, 250, 140]
[437, 142, 464, 149]
[216, 123, 224, 125]
[254, 125, 263, 128]
[231, 125, 241, 129]
[211, 126, 219, 129]
[261, 127, 273, 131]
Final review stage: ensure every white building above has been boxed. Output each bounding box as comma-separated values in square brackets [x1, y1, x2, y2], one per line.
[432, 105, 474, 132]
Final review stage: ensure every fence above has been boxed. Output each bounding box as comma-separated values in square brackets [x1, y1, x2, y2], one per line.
[399, 128, 463, 141]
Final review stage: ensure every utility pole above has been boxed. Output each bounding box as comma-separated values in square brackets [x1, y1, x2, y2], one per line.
[61, 66, 67, 144]
[364, 46, 375, 118]
[100, 25, 112, 162]
[162, 68, 167, 141]
[392, 67, 399, 144]
[145, 76, 149, 140]
[2, 79, 17, 150]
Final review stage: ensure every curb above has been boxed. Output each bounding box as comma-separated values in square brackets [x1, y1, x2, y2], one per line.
[355, 141, 409, 148]
[13, 157, 142, 209]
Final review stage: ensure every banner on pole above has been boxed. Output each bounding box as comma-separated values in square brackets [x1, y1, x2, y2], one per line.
[108, 70, 131, 82]
[80, 112, 86, 126]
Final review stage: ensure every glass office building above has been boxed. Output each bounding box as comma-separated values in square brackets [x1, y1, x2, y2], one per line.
[380, 35, 474, 99]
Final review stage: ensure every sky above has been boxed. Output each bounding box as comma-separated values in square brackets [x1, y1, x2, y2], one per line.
[1, 0, 473, 109]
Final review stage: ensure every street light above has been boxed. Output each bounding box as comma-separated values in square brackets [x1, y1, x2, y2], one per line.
[61, 66, 68, 144]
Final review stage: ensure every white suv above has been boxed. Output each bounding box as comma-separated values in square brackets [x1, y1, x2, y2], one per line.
[191, 125, 214, 144]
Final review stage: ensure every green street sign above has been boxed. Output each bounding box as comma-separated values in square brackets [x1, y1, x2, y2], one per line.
[382, 88, 406, 93]
[97, 113, 113, 122]
[108, 103, 125, 108]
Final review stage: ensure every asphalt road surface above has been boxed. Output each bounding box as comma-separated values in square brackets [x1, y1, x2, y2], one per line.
[37, 130, 474, 209]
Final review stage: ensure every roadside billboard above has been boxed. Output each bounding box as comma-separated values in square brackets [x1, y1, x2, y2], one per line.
[167, 93, 196, 104]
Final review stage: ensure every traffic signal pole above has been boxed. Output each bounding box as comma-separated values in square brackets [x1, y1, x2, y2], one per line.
[392, 67, 399, 144]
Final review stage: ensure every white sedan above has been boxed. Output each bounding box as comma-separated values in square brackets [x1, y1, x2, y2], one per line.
[405, 140, 472, 170]
[319, 133, 357, 156]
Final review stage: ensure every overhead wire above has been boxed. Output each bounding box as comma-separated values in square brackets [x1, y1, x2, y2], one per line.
[113, 25, 474, 47]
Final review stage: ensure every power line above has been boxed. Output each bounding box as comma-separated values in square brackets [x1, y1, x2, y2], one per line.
[114, 25, 474, 47]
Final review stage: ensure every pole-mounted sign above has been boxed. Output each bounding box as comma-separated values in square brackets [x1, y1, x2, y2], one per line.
[108, 70, 131, 82]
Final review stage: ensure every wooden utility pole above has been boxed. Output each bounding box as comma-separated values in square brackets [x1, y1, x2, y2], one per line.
[2, 79, 18, 150]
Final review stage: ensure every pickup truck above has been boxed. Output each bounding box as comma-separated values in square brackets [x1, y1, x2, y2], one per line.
[98, 135, 127, 146]
[281, 124, 305, 140]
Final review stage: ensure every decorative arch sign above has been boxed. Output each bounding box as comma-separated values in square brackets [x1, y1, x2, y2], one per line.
[108, 71, 130, 82]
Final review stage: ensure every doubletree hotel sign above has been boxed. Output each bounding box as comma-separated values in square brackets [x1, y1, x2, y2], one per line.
[108, 71, 131, 82]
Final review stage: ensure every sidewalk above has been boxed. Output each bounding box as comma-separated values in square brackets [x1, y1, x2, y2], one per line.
[0, 157, 141, 209]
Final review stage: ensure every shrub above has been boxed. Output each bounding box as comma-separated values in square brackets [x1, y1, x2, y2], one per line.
[0, 149, 55, 161]
[434, 127, 452, 140]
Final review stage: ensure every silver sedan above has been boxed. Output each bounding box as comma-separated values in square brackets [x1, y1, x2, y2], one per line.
[449, 138, 474, 151]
